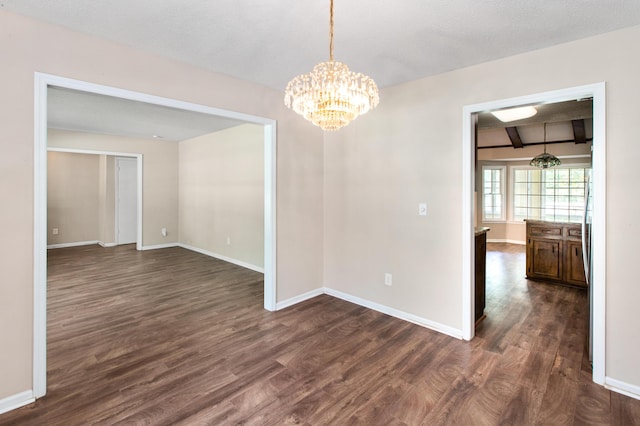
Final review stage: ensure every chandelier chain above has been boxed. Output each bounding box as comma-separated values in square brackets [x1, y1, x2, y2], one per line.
[329, 0, 334, 61]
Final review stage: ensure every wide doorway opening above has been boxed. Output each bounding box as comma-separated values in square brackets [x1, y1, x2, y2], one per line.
[34, 73, 277, 398]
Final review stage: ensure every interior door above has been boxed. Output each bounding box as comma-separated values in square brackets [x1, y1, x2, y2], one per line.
[116, 157, 137, 245]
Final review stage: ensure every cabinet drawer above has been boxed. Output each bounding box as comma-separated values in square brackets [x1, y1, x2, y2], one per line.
[529, 225, 562, 237]
[567, 227, 582, 239]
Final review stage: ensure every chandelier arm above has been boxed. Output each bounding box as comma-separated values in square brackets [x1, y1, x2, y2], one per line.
[329, 0, 334, 61]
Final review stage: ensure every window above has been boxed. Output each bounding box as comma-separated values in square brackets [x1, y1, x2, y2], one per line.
[512, 166, 591, 223]
[482, 166, 506, 221]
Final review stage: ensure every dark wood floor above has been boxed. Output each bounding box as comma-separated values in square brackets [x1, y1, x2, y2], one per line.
[1, 243, 639, 425]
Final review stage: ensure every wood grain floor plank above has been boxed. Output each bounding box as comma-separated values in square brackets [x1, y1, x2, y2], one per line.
[1, 243, 639, 425]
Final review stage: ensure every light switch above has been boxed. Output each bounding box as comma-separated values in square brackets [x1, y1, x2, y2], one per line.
[418, 203, 427, 216]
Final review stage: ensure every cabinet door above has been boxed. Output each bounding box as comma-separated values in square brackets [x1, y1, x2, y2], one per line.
[565, 240, 587, 287]
[528, 239, 562, 281]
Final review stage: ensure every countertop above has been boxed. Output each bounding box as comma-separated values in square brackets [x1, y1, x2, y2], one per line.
[475, 227, 490, 236]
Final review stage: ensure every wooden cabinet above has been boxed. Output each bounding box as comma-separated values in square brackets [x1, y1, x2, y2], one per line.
[526, 220, 586, 288]
[475, 227, 489, 324]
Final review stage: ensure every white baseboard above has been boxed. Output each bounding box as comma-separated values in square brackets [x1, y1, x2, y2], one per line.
[276, 288, 324, 310]
[141, 243, 179, 251]
[98, 241, 117, 248]
[605, 377, 640, 400]
[324, 288, 463, 340]
[487, 239, 526, 245]
[47, 240, 99, 249]
[274, 286, 464, 339]
[178, 243, 264, 274]
[0, 390, 34, 415]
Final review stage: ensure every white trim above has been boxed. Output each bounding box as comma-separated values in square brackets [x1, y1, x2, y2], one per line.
[34, 73, 278, 402]
[486, 239, 526, 245]
[605, 377, 640, 401]
[276, 288, 325, 310]
[48, 147, 143, 251]
[263, 123, 277, 312]
[462, 83, 607, 385]
[141, 243, 180, 251]
[325, 288, 463, 339]
[278, 286, 464, 339]
[0, 390, 35, 415]
[179, 243, 264, 273]
[48, 146, 139, 157]
[480, 164, 507, 222]
[47, 240, 100, 249]
[461, 109, 475, 341]
[33, 74, 48, 399]
[590, 82, 606, 385]
[47, 241, 121, 249]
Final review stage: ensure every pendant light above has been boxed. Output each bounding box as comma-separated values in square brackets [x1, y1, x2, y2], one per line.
[530, 123, 561, 169]
[284, 0, 379, 131]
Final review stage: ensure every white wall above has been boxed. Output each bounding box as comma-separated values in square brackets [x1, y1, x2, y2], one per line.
[0, 9, 323, 403]
[179, 124, 264, 269]
[47, 151, 100, 245]
[324, 25, 640, 392]
[47, 151, 117, 247]
[48, 130, 179, 248]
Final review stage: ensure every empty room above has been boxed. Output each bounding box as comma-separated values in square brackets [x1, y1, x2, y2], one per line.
[1, 1, 640, 424]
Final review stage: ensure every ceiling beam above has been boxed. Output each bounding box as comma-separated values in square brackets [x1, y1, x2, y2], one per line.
[505, 127, 524, 148]
[478, 138, 593, 150]
[572, 119, 587, 144]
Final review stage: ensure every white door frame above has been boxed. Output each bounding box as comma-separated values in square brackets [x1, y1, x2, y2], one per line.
[461, 83, 606, 385]
[48, 148, 143, 250]
[34, 72, 278, 398]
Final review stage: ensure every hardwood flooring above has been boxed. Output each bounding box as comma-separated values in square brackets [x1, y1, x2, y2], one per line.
[1, 243, 639, 425]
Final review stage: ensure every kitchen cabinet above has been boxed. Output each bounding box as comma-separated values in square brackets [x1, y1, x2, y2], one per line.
[526, 220, 586, 288]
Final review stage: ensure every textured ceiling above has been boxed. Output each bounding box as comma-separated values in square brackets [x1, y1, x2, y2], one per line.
[3, 0, 640, 90]
[48, 87, 246, 142]
[4, 1, 637, 140]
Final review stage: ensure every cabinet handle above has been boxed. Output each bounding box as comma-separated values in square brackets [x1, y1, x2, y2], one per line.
[552, 246, 555, 254]
[575, 247, 578, 257]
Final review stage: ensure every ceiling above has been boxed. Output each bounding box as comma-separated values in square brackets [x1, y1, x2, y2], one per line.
[3, 0, 640, 91]
[4, 1, 635, 141]
[48, 87, 247, 142]
[477, 99, 593, 150]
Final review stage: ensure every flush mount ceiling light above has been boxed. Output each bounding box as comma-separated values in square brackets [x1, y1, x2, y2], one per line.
[530, 123, 562, 169]
[491, 106, 537, 123]
[284, 0, 379, 131]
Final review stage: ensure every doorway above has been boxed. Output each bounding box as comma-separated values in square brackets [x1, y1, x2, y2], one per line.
[462, 83, 606, 385]
[33, 73, 278, 398]
[115, 157, 138, 245]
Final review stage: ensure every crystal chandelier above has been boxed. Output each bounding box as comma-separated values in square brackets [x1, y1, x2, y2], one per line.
[530, 123, 561, 169]
[284, 0, 379, 131]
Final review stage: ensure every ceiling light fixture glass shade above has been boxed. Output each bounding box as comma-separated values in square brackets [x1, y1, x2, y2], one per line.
[284, 0, 379, 131]
[491, 106, 537, 123]
[530, 123, 561, 169]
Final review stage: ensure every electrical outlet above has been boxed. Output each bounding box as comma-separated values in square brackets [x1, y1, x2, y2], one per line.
[161, 227, 167, 237]
[226, 237, 231, 245]
[384, 273, 393, 286]
[52, 228, 59, 235]
[418, 203, 427, 216]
